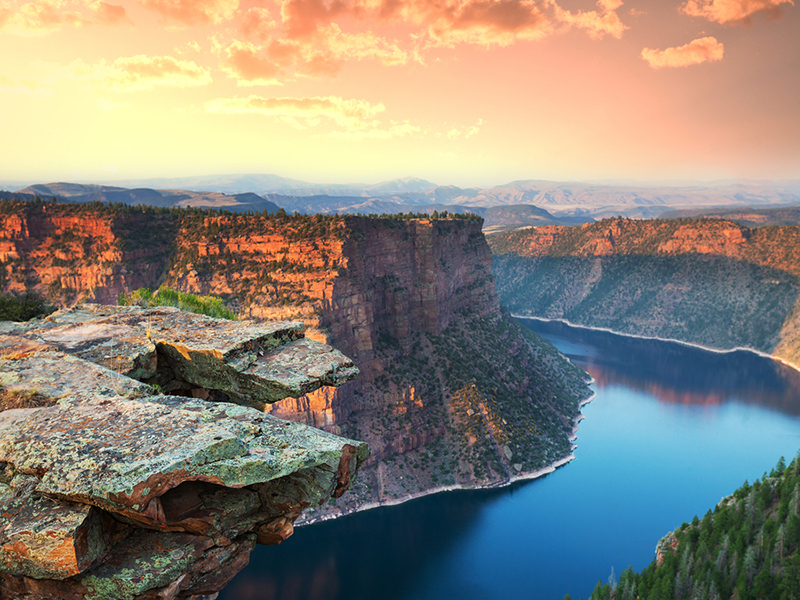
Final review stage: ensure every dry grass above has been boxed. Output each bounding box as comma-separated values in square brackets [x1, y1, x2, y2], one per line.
[0, 387, 53, 411]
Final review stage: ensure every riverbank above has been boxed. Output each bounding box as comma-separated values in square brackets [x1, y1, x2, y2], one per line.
[511, 313, 800, 375]
[299, 388, 597, 527]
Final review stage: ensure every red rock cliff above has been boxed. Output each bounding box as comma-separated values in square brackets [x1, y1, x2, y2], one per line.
[1, 201, 591, 519]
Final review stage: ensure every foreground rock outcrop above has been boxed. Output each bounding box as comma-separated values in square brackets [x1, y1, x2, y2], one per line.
[0, 305, 366, 599]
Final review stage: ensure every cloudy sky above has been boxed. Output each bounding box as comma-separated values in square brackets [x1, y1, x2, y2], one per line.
[0, 0, 797, 186]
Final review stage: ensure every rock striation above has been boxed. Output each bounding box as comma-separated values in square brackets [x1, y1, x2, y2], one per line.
[0, 305, 366, 599]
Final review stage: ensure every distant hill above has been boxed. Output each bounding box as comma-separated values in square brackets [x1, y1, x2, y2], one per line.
[11, 176, 800, 220]
[14, 182, 280, 214]
[257, 179, 800, 220]
[0, 190, 37, 202]
[445, 180, 800, 219]
[489, 217, 800, 367]
[264, 195, 588, 229]
[482, 204, 589, 232]
[88, 174, 439, 197]
[660, 205, 800, 227]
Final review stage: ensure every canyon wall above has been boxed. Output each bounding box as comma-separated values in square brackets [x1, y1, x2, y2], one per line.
[489, 218, 800, 367]
[0, 200, 591, 519]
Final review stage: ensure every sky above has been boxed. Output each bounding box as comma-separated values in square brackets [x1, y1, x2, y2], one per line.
[0, 0, 798, 187]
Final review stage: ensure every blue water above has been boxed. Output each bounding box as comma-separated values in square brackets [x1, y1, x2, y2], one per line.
[220, 319, 800, 600]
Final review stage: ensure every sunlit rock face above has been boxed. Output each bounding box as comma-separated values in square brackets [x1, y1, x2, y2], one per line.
[0, 305, 366, 599]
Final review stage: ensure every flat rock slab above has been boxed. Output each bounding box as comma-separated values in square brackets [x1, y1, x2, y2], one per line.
[0, 351, 152, 404]
[0, 393, 368, 521]
[28, 305, 359, 405]
[242, 338, 360, 398]
[32, 323, 157, 380]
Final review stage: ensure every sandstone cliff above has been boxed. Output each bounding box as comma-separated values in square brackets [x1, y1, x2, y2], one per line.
[489, 217, 800, 367]
[0, 200, 592, 520]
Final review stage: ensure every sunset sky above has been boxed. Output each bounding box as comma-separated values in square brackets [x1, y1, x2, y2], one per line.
[0, 0, 797, 187]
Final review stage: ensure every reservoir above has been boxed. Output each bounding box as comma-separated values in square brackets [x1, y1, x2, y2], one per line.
[219, 318, 800, 600]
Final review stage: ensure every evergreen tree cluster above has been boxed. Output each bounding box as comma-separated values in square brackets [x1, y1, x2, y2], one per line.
[585, 454, 800, 600]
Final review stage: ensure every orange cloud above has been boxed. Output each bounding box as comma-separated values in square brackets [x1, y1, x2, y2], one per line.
[409, 0, 553, 46]
[268, 0, 627, 51]
[0, 0, 129, 33]
[204, 94, 386, 128]
[91, 1, 129, 24]
[138, 0, 240, 25]
[640, 36, 724, 68]
[70, 54, 213, 90]
[221, 24, 409, 85]
[680, 0, 794, 22]
[552, 0, 627, 39]
[240, 6, 277, 40]
[221, 40, 284, 85]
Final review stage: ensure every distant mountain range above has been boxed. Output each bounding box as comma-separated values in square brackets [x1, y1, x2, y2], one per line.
[5, 174, 800, 224]
[56, 174, 441, 197]
[13, 183, 281, 214]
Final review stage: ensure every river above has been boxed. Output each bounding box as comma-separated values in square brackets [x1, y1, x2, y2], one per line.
[219, 318, 800, 600]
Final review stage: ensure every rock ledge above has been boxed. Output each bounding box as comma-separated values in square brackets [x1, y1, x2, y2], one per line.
[0, 305, 367, 599]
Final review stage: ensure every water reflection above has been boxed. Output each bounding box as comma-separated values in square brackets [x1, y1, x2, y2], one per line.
[221, 486, 512, 600]
[220, 319, 800, 600]
[520, 318, 800, 415]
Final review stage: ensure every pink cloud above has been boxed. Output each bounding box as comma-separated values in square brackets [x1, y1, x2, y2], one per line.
[640, 36, 724, 68]
[90, 1, 130, 25]
[553, 0, 628, 39]
[221, 41, 284, 85]
[138, 0, 240, 25]
[221, 23, 409, 85]
[681, 0, 794, 23]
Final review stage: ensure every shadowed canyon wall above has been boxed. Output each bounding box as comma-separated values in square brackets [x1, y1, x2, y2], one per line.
[489, 218, 800, 368]
[0, 200, 591, 520]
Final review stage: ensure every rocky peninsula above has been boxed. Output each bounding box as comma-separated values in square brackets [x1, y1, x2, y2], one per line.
[0, 304, 367, 599]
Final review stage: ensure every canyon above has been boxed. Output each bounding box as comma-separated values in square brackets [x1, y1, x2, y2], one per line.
[489, 217, 800, 368]
[0, 199, 591, 521]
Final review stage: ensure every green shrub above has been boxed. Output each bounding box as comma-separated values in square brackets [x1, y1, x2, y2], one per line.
[0, 291, 57, 322]
[119, 286, 237, 320]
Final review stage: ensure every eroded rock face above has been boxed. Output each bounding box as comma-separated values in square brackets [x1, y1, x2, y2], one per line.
[0, 306, 366, 599]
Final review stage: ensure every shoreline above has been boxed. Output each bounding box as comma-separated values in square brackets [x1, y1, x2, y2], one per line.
[299, 387, 597, 527]
[512, 313, 800, 374]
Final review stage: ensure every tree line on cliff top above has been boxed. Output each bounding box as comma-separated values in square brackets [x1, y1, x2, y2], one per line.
[0, 197, 482, 223]
[578, 454, 800, 600]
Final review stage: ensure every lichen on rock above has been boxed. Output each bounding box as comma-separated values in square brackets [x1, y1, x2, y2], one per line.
[0, 304, 366, 599]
